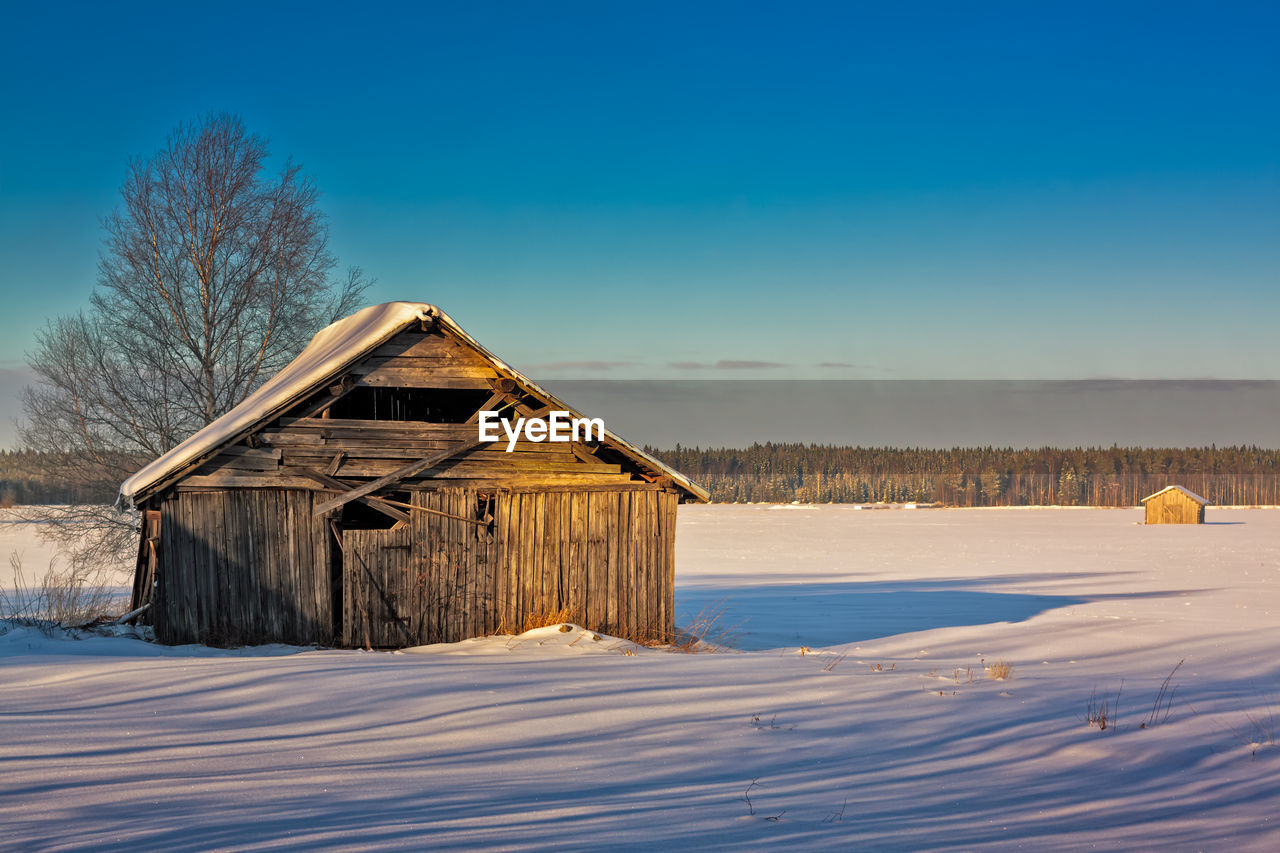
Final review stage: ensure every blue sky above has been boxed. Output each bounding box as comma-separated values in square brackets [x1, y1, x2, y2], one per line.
[1, 0, 1277, 420]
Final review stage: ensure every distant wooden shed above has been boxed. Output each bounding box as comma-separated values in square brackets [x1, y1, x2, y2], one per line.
[1141, 485, 1208, 524]
[120, 302, 708, 648]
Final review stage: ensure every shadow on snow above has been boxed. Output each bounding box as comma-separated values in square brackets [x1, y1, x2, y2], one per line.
[675, 577, 1202, 650]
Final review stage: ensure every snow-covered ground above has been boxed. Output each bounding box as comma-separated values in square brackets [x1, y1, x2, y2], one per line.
[2, 506, 1278, 851]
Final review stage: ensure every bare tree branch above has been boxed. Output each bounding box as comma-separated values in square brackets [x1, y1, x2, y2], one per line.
[17, 112, 371, 569]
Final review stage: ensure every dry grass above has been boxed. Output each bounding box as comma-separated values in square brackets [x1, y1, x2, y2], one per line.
[985, 659, 1014, 680]
[1139, 660, 1183, 729]
[504, 607, 578, 634]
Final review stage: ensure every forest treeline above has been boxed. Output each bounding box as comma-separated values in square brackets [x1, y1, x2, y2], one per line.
[646, 444, 1280, 507]
[4, 445, 1279, 508]
[0, 450, 131, 506]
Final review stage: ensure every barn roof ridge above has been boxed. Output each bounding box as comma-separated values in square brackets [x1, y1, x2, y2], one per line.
[1140, 484, 1209, 505]
[119, 301, 709, 504]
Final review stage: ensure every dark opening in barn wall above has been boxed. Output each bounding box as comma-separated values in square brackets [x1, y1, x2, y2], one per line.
[328, 387, 493, 422]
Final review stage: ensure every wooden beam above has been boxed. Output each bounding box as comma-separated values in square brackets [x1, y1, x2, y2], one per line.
[356, 372, 495, 390]
[292, 375, 355, 420]
[325, 452, 346, 476]
[311, 437, 485, 516]
[466, 389, 514, 424]
[291, 467, 411, 524]
[375, 496, 487, 526]
[569, 443, 600, 465]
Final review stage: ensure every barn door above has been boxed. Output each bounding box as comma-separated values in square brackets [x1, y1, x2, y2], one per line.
[343, 526, 417, 648]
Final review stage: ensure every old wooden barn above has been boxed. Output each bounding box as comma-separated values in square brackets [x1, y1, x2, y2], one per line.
[120, 302, 708, 648]
[1141, 485, 1208, 524]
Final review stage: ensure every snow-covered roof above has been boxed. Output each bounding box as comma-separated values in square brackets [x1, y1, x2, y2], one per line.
[1140, 485, 1209, 505]
[119, 302, 709, 504]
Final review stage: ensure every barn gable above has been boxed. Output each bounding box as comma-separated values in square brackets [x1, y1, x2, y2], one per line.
[121, 302, 708, 505]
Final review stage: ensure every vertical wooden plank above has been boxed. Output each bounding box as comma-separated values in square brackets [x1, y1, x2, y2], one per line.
[481, 493, 495, 635]
[454, 489, 467, 640]
[215, 492, 235, 645]
[664, 492, 677, 641]
[446, 488, 458, 640]
[306, 492, 328, 644]
[614, 491, 627, 639]
[232, 491, 254, 644]
[256, 492, 276, 642]
[251, 491, 270, 643]
[519, 492, 533, 628]
[175, 493, 194, 643]
[201, 493, 222, 645]
[341, 526, 355, 648]
[473, 491, 486, 630]
[543, 492, 559, 615]
[292, 490, 310, 643]
[632, 491, 645, 641]
[530, 492, 544, 620]
[505, 492, 517, 632]
[394, 518, 412, 646]
[660, 491, 670, 637]
[558, 491, 569, 614]
[604, 491, 618, 635]
[463, 490, 479, 639]
[568, 492, 585, 624]
[276, 491, 296, 644]
[199, 493, 219, 644]
[415, 490, 429, 642]
[427, 489, 442, 642]
[620, 491, 634, 641]
[178, 493, 197, 643]
[645, 490, 658, 641]
[153, 501, 171, 642]
[587, 491, 605, 632]
[495, 491, 510, 633]
[282, 491, 298, 642]
[443, 489, 459, 641]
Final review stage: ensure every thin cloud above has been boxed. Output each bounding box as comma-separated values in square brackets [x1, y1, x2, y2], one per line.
[529, 360, 639, 372]
[668, 360, 788, 370]
[817, 361, 860, 368]
[713, 360, 786, 370]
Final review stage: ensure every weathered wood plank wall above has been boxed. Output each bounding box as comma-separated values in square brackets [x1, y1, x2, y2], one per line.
[1144, 490, 1206, 524]
[154, 490, 332, 645]
[152, 486, 677, 648]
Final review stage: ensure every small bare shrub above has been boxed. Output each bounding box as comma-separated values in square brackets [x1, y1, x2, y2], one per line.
[1, 552, 124, 631]
[670, 602, 738, 652]
[823, 797, 848, 824]
[738, 778, 785, 820]
[1086, 683, 1123, 732]
[822, 652, 847, 672]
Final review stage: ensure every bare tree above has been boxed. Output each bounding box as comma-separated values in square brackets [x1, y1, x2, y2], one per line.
[16, 113, 369, 573]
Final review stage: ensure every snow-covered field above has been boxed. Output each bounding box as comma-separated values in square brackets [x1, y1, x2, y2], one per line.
[2, 506, 1278, 851]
